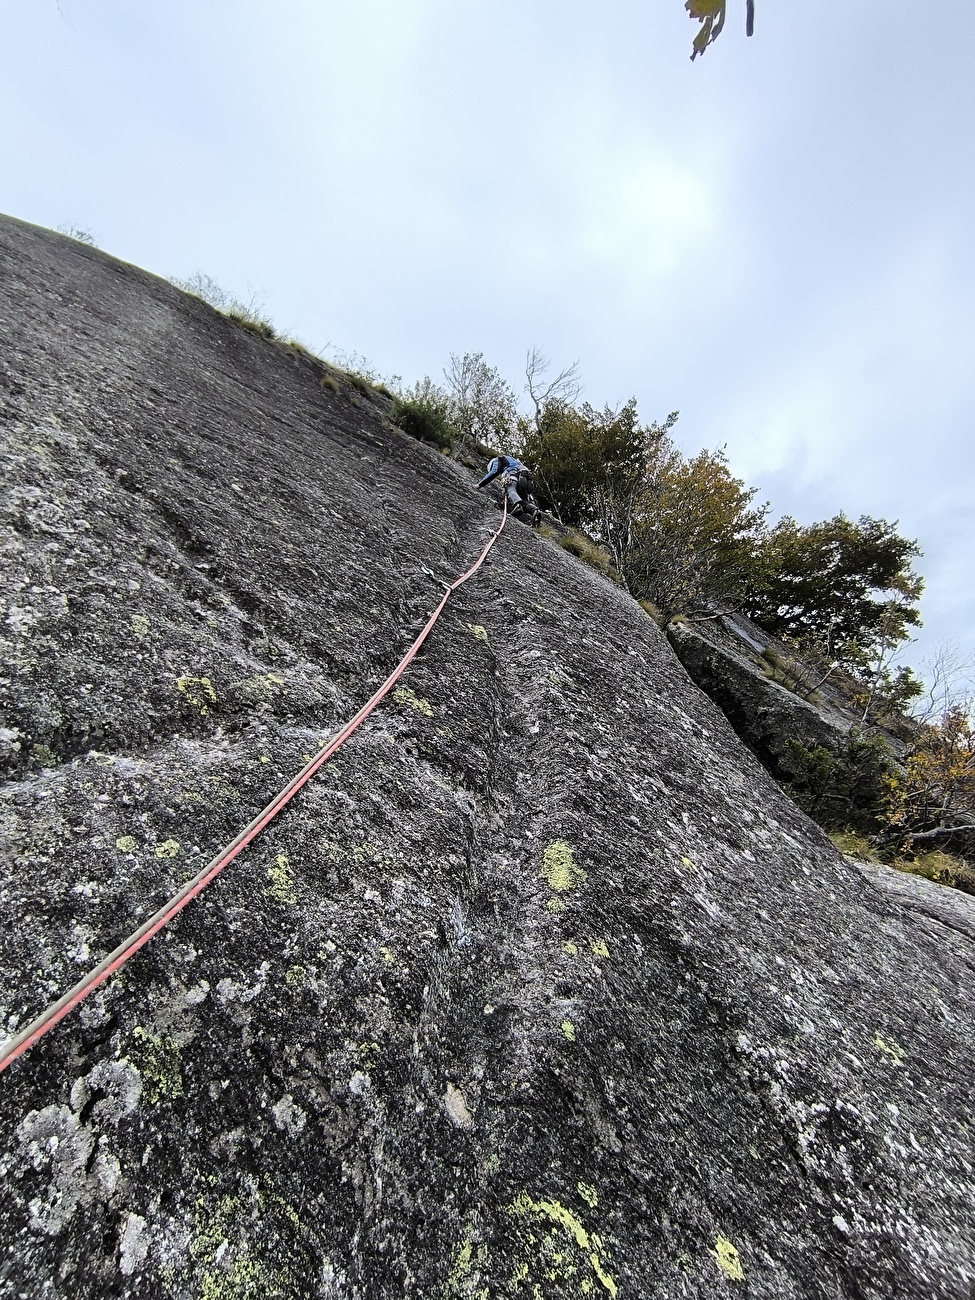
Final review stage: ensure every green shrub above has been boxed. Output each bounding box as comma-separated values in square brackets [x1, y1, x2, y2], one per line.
[784, 732, 894, 834]
[392, 396, 454, 451]
[281, 338, 322, 363]
[343, 371, 373, 398]
[538, 522, 618, 580]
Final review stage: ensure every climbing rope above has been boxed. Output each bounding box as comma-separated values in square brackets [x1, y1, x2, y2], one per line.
[0, 501, 508, 1075]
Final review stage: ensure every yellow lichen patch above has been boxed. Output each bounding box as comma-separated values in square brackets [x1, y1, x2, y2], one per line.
[542, 841, 586, 893]
[713, 1235, 744, 1281]
[563, 941, 579, 956]
[680, 856, 696, 873]
[285, 965, 306, 988]
[379, 946, 396, 965]
[466, 624, 489, 643]
[176, 675, 217, 716]
[508, 1193, 617, 1297]
[445, 1231, 474, 1295]
[265, 673, 285, 686]
[873, 1033, 906, 1066]
[392, 686, 433, 716]
[266, 853, 296, 905]
[354, 1041, 381, 1071]
[577, 1182, 598, 1208]
[546, 896, 566, 913]
[561, 1020, 576, 1042]
[589, 939, 610, 959]
[155, 839, 180, 859]
[130, 614, 150, 636]
[191, 1191, 296, 1300]
[127, 1027, 184, 1103]
[115, 834, 137, 853]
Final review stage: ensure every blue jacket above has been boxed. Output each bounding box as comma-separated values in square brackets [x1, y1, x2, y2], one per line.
[478, 455, 526, 489]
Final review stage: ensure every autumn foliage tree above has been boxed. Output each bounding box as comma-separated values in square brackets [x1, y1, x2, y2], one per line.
[685, 0, 754, 60]
[624, 447, 767, 615]
[882, 708, 975, 852]
[518, 397, 765, 614]
[517, 398, 677, 569]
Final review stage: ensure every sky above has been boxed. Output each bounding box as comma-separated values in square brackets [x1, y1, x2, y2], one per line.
[2, 0, 974, 677]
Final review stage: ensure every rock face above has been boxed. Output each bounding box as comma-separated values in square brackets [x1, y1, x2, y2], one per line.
[666, 616, 855, 784]
[1, 214, 974, 1299]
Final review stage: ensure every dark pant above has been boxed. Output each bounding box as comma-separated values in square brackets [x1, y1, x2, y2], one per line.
[504, 471, 538, 519]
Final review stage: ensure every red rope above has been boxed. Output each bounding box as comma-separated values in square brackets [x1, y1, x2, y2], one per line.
[0, 501, 508, 1075]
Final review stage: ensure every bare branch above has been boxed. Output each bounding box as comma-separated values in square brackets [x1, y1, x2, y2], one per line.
[524, 348, 582, 431]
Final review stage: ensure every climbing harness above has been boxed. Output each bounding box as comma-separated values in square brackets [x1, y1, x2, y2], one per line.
[0, 502, 508, 1075]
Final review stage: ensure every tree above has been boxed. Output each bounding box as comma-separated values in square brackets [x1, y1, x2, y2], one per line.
[624, 446, 767, 615]
[516, 399, 676, 559]
[524, 349, 582, 434]
[743, 514, 923, 659]
[685, 0, 754, 60]
[882, 708, 975, 851]
[444, 353, 517, 453]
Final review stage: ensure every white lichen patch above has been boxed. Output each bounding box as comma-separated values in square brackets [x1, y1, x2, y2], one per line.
[15, 1104, 120, 1235]
[444, 1082, 474, 1130]
[272, 1094, 307, 1137]
[118, 1211, 149, 1276]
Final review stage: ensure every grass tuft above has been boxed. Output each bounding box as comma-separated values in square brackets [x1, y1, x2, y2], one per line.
[828, 829, 880, 861]
[538, 523, 616, 579]
[893, 850, 975, 896]
[638, 599, 666, 627]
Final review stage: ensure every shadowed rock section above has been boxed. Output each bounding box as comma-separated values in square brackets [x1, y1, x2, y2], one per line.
[1, 214, 973, 1299]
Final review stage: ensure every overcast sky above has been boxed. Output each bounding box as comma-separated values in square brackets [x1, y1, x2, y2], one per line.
[2, 0, 973, 675]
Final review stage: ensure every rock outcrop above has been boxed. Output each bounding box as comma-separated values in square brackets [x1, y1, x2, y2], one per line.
[1, 215, 974, 1299]
[665, 615, 854, 782]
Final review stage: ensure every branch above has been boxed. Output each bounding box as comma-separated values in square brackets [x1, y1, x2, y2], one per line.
[903, 822, 975, 843]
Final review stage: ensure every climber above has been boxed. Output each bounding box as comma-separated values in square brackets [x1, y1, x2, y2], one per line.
[477, 454, 541, 525]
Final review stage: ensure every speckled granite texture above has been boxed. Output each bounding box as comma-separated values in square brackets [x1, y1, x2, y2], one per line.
[1, 215, 973, 1299]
